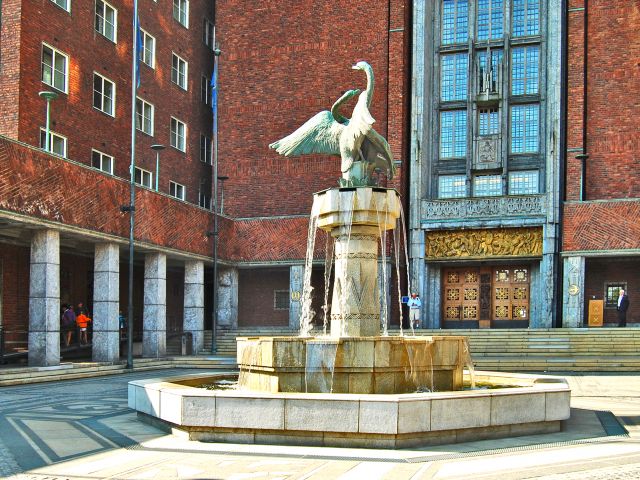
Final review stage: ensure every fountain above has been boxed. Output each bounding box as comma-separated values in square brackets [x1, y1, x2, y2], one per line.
[128, 62, 570, 448]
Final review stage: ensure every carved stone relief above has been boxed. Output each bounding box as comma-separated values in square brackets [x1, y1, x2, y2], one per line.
[423, 196, 545, 221]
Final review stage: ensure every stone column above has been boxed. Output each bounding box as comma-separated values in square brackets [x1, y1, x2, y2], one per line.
[28, 230, 60, 367]
[217, 267, 239, 330]
[425, 263, 441, 329]
[143, 252, 166, 358]
[377, 260, 392, 331]
[92, 243, 120, 362]
[563, 256, 586, 327]
[289, 265, 304, 329]
[183, 260, 204, 354]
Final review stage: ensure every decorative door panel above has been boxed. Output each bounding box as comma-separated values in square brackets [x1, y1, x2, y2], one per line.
[443, 270, 462, 322]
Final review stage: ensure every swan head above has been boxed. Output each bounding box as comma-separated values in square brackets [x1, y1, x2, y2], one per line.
[352, 60, 370, 71]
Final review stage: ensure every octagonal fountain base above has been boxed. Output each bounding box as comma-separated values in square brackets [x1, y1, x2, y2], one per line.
[129, 370, 570, 449]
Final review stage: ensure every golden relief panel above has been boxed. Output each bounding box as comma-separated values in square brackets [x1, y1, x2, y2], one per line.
[513, 306, 528, 318]
[446, 288, 460, 301]
[495, 288, 509, 300]
[447, 272, 460, 283]
[464, 288, 478, 301]
[495, 269, 510, 282]
[446, 306, 460, 319]
[514, 269, 528, 282]
[465, 271, 478, 283]
[426, 228, 543, 260]
[495, 306, 509, 318]
[514, 287, 528, 300]
[463, 306, 477, 319]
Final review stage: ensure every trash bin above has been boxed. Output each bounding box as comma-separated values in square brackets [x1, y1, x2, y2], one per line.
[181, 332, 193, 356]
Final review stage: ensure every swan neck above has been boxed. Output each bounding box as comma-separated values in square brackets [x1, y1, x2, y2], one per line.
[364, 64, 374, 106]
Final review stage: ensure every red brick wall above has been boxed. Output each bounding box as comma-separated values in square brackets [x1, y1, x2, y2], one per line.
[0, 0, 22, 138]
[238, 268, 290, 327]
[0, 244, 30, 351]
[14, 0, 214, 204]
[215, 0, 409, 218]
[566, 0, 640, 201]
[563, 200, 640, 251]
[585, 258, 639, 325]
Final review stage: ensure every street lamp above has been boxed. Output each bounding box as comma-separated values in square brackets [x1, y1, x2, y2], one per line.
[150, 144, 166, 191]
[217, 175, 229, 214]
[38, 91, 58, 152]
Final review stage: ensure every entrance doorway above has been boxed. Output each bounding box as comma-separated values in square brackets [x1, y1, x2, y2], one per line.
[442, 266, 530, 328]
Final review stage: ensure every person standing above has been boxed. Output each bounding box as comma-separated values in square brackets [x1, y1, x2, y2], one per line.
[617, 288, 630, 327]
[407, 293, 422, 329]
[61, 304, 76, 347]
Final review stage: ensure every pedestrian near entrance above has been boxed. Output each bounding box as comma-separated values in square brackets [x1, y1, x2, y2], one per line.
[61, 304, 76, 347]
[617, 288, 629, 327]
[76, 312, 91, 345]
[408, 293, 422, 329]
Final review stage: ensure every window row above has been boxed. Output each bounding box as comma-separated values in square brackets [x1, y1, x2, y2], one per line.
[438, 170, 540, 199]
[441, 46, 539, 101]
[135, 98, 188, 152]
[440, 104, 539, 158]
[42, 43, 195, 94]
[442, 0, 540, 44]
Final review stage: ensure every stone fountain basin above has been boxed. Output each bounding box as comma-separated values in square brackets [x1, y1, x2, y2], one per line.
[128, 371, 571, 449]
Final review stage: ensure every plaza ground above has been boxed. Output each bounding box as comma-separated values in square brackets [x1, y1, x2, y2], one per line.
[0, 368, 639, 479]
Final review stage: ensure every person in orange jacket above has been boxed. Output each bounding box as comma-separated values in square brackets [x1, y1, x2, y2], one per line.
[76, 312, 91, 345]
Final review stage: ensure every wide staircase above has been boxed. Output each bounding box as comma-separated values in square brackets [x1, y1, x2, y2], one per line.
[206, 327, 640, 372]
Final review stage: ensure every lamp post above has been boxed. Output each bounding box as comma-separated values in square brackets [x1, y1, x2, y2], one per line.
[38, 91, 58, 152]
[151, 144, 165, 191]
[210, 46, 221, 354]
[217, 175, 229, 214]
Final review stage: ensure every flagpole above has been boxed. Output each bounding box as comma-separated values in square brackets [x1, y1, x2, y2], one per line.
[126, 0, 140, 369]
[211, 34, 221, 354]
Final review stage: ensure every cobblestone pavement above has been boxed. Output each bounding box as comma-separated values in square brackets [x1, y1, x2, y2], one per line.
[0, 370, 639, 479]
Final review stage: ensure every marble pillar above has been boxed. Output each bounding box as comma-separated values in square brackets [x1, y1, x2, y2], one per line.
[28, 230, 60, 366]
[143, 252, 166, 358]
[217, 267, 238, 330]
[563, 256, 586, 327]
[183, 260, 204, 354]
[377, 260, 392, 331]
[92, 243, 120, 362]
[289, 265, 304, 329]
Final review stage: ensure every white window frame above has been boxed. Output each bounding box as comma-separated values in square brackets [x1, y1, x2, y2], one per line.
[39, 128, 67, 158]
[91, 149, 114, 174]
[135, 97, 154, 136]
[473, 174, 503, 197]
[134, 167, 153, 189]
[93, 72, 116, 117]
[201, 75, 210, 105]
[173, 0, 189, 28]
[170, 117, 187, 152]
[171, 53, 188, 90]
[170, 181, 186, 200]
[438, 174, 467, 199]
[50, 0, 70, 12]
[41, 43, 69, 94]
[508, 170, 539, 195]
[140, 29, 156, 68]
[95, 0, 118, 43]
[200, 134, 211, 163]
[199, 190, 211, 210]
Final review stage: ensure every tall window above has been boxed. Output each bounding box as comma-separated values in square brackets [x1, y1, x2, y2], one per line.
[442, 0, 468, 44]
[42, 44, 68, 93]
[91, 149, 114, 174]
[171, 53, 188, 90]
[93, 73, 115, 116]
[204, 19, 214, 48]
[170, 181, 186, 200]
[199, 190, 211, 209]
[473, 174, 502, 196]
[479, 108, 499, 135]
[141, 30, 155, 68]
[39, 129, 67, 157]
[513, 0, 540, 37]
[511, 46, 539, 95]
[95, 0, 117, 43]
[201, 75, 210, 105]
[135, 167, 152, 188]
[511, 105, 539, 153]
[135, 98, 154, 135]
[50, 0, 70, 11]
[170, 117, 186, 152]
[477, 0, 503, 40]
[440, 110, 467, 158]
[173, 0, 189, 27]
[438, 175, 467, 199]
[200, 134, 211, 163]
[441, 53, 468, 101]
[508, 170, 539, 194]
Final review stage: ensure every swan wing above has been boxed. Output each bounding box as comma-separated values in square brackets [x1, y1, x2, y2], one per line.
[269, 111, 341, 157]
[362, 128, 396, 179]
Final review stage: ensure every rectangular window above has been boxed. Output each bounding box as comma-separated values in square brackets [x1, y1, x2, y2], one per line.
[42, 44, 68, 93]
[477, 0, 503, 40]
[479, 108, 499, 135]
[512, 46, 539, 95]
[91, 149, 114, 174]
[134, 167, 152, 188]
[170, 117, 187, 152]
[199, 191, 212, 210]
[171, 53, 188, 90]
[477, 49, 503, 94]
[200, 134, 211, 163]
[438, 175, 467, 199]
[513, 0, 540, 37]
[39, 129, 67, 157]
[274, 290, 289, 310]
[201, 75, 210, 105]
[173, 0, 189, 27]
[93, 73, 115, 116]
[170, 181, 185, 200]
[204, 19, 215, 48]
[141, 29, 155, 68]
[508, 170, 539, 195]
[441, 53, 468, 101]
[511, 104, 539, 153]
[605, 283, 627, 309]
[442, 0, 468, 45]
[440, 110, 467, 158]
[95, 0, 117, 43]
[135, 97, 154, 136]
[50, 0, 70, 11]
[473, 174, 502, 196]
